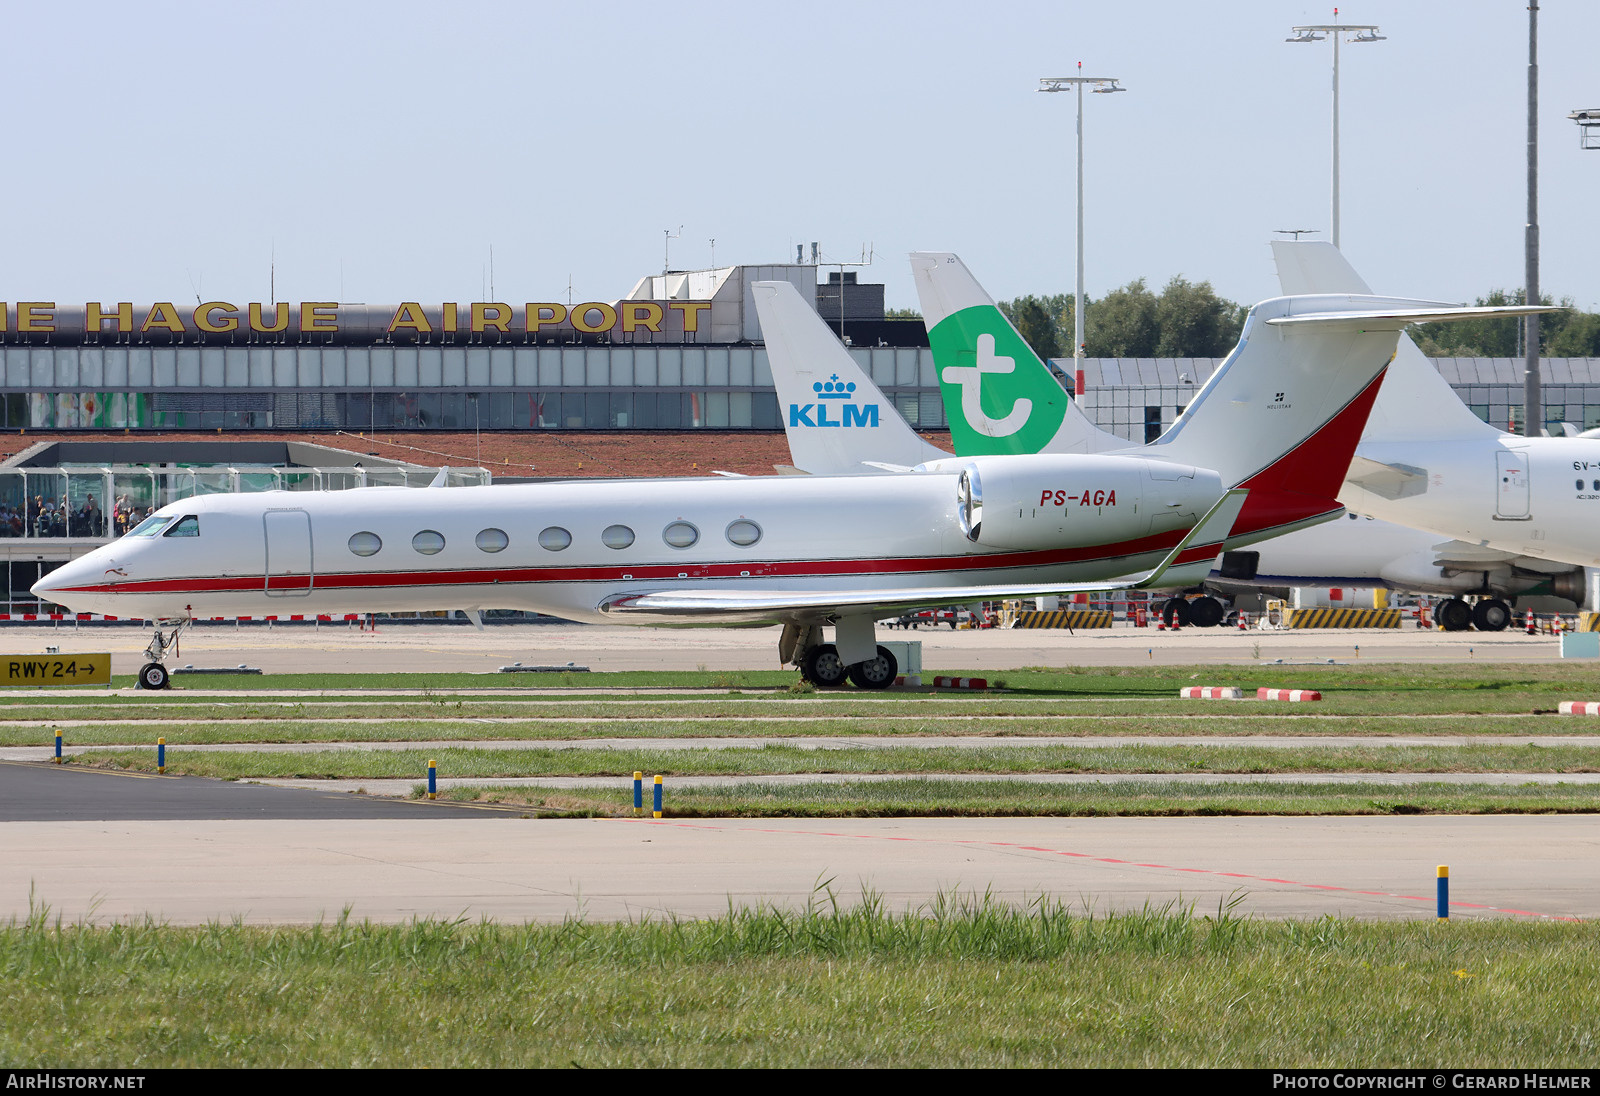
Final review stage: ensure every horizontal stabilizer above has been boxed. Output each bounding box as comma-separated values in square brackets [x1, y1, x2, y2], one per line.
[1266, 302, 1562, 330]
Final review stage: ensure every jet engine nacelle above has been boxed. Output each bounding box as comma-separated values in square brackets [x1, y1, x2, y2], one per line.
[954, 454, 1224, 551]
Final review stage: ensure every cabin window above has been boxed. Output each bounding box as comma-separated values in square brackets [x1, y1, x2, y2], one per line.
[348, 532, 382, 557]
[412, 530, 446, 555]
[476, 528, 509, 553]
[163, 516, 200, 538]
[129, 515, 173, 537]
[726, 519, 762, 547]
[662, 521, 699, 549]
[538, 526, 571, 552]
[601, 524, 635, 550]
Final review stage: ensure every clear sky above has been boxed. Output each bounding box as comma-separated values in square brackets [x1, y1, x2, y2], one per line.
[4, 1, 1595, 314]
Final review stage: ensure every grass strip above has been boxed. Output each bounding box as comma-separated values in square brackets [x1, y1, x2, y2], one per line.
[78, 743, 1600, 780]
[7, 661, 1600, 700]
[2, 895, 1597, 1067]
[11, 713, 1591, 747]
[441, 778, 1600, 818]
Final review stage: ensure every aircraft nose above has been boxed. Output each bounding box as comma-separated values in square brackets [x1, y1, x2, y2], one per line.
[32, 555, 107, 607]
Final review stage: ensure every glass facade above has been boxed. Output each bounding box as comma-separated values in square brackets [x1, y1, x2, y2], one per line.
[0, 344, 946, 431]
[2, 341, 1588, 438]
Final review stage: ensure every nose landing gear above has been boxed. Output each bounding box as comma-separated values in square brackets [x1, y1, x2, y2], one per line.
[136, 618, 188, 690]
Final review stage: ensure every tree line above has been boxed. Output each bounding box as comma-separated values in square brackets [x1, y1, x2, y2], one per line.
[1409, 291, 1600, 358]
[997, 277, 1247, 360]
[975, 282, 1600, 362]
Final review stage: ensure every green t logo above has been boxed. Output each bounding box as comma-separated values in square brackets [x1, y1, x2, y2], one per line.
[929, 305, 1069, 455]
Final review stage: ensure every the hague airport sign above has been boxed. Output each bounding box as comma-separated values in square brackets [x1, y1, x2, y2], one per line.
[0, 300, 714, 339]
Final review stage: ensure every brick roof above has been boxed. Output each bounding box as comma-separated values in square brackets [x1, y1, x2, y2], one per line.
[0, 430, 956, 479]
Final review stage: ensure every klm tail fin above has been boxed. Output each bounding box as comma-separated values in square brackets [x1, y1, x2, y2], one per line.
[1270, 240, 1501, 443]
[910, 252, 1121, 456]
[750, 281, 948, 474]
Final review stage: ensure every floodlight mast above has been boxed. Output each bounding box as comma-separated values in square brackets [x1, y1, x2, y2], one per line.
[1286, 12, 1385, 250]
[1039, 65, 1125, 364]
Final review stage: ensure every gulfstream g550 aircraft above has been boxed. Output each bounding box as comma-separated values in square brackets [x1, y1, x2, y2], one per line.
[903, 247, 1586, 630]
[34, 276, 1543, 688]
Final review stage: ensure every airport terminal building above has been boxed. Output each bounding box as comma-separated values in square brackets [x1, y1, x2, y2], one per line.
[0, 262, 1595, 442]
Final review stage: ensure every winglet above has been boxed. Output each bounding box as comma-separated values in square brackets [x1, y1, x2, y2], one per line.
[1128, 488, 1250, 589]
[427, 468, 449, 488]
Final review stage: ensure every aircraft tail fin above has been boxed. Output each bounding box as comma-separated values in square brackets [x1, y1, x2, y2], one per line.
[1141, 294, 1560, 543]
[1271, 240, 1503, 442]
[751, 281, 948, 475]
[1270, 239, 1372, 296]
[910, 252, 1122, 457]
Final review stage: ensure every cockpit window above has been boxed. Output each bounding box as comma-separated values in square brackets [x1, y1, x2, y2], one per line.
[163, 516, 200, 538]
[129, 515, 174, 537]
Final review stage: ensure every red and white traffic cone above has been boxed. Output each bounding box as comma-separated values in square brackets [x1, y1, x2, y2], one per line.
[1526, 609, 1537, 636]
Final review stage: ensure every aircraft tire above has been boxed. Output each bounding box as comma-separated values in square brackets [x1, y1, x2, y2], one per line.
[138, 662, 170, 690]
[1436, 598, 1474, 632]
[1472, 599, 1512, 632]
[846, 646, 899, 691]
[801, 644, 849, 688]
[1187, 596, 1225, 628]
[1161, 597, 1193, 628]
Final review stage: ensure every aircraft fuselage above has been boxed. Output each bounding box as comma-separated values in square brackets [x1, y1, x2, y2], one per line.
[35, 467, 1220, 624]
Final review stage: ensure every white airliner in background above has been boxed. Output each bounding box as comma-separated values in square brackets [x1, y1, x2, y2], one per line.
[33, 276, 1544, 688]
[768, 247, 1580, 631]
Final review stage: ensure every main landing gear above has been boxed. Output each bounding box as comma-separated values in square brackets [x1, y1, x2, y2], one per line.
[1434, 597, 1512, 632]
[137, 618, 188, 690]
[1161, 594, 1226, 628]
[781, 619, 899, 691]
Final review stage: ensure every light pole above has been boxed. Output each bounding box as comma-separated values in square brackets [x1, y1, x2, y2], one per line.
[1039, 64, 1125, 364]
[1286, 13, 1385, 249]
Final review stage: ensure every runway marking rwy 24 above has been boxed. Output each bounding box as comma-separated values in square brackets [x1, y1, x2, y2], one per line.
[642, 818, 1583, 922]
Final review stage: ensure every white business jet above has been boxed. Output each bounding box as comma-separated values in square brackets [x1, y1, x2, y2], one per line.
[768, 253, 1567, 628]
[33, 279, 1541, 688]
[1276, 242, 1600, 626]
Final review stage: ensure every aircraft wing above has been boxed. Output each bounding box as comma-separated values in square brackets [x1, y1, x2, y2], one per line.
[602, 490, 1247, 621]
[1429, 539, 1522, 566]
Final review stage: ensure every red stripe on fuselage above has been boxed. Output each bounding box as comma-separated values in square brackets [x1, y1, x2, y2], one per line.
[52, 529, 1225, 598]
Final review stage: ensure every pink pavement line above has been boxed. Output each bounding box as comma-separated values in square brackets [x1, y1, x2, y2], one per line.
[640, 818, 1581, 922]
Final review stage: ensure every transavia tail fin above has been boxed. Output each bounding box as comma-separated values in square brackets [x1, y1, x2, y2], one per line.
[751, 280, 948, 475]
[1134, 293, 1560, 545]
[1271, 240, 1501, 443]
[910, 252, 1122, 457]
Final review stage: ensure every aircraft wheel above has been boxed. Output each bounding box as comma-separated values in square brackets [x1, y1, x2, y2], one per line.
[846, 646, 899, 691]
[800, 644, 849, 688]
[1436, 598, 1474, 632]
[1161, 597, 1193, 628]
[1187, 596, 1225, 628]
[138, 662, 170, 690]
[1473, 599, 1512, 632]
